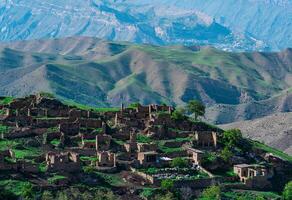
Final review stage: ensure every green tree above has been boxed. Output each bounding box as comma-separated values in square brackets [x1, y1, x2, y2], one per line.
[171, 107, 187, 121]
[255, 195, 265, 200]
[222, 129, 243, 149]
[154, 192, 177, 200]
[186, 100, 205, 121]
[0, 186, 17, 200]
[171, 157, 188, 168]
[21, 182, 34, 200]
[200, 185, 221, 200]
[41, 191, 54, 200]
[161, 179, 174, 191]
[283, 181, 292, 200]
[220, 147, 233, 162]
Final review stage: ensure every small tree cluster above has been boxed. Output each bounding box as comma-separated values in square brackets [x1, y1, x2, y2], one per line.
[283, 181, 292, 200]
[172, 100, 205, 121]
[200, 185, 221, 200]
[171, 157, 188, 168]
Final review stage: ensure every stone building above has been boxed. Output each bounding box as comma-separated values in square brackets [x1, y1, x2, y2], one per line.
[96, 134, 112, 151]
[186, 147, 204, 165]
[124, 131, 138, 153]
[59, 122, 80, 136]
[96, 151, 116, 170]
[137, 151, 158, 167]
[46, 151, 81, 172]
[233, 164, 273, 188]
[137, 143, 157, 152]
[194, 131, 217, 148]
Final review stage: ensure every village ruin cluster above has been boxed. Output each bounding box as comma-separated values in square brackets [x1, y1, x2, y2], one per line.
[0, 94, 291, 199]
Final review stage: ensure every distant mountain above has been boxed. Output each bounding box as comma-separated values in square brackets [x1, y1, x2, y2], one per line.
[220, 112, 292, 156]
[1, 0, 290, 51]
[0, 37, 291, 124]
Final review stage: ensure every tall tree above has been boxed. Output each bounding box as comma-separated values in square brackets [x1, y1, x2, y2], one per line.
[186, 100, 205, 121]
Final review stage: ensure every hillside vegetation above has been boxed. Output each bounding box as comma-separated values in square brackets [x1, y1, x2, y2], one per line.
[0, 37, 291, 124]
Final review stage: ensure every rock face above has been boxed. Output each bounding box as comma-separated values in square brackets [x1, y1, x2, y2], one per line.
[220, 112, 292, 156]
[1, 0, 291, 51]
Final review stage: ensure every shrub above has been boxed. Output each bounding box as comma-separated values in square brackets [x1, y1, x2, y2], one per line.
[154, 192, 177, 200]
[283, 181, 292, 200]
[137, 134, 152, 143]
[147, 167, 158, 174]
[200, 185, 221, 200]
[221, 129, 243, 149]
[21, 182, 35, 200]
[171, 107, 187, 121]
[171, 157, 188, 168]
[220, 147, 233, 162]
[161, 179, 174, 191]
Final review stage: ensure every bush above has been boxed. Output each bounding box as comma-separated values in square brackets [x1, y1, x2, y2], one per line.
[220, 147, 233, 162]
[154, 192, 177, 200]
[171, 107, 187, 121]
[171, 157, 188, 168]
[147, 167, 158, 174]
[283, 181, 292, 200]
[137, 134, 152, 143]
[200, 185, 221, 200]
[21, 182, 35, 200]
[41, 191, 54, 200]
[221, 129, 243, 149]
[161, 179, 174, 191]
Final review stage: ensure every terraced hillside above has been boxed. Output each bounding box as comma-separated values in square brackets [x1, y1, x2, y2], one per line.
[0, 37, 291, 123]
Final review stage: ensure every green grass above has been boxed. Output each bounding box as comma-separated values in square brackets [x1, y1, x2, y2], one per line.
[38, 162, 47, 173]
[222, 190, 281, 200]
[140, 188, 158, 199]
[0, 125, 11, 135]
[50, 139, 60, 146]
[113, 138, 125, 145]
[0, 179, 31, 196]
[137, 134, 152, 143]
[80, 156, 98, 162]
[64, 100, 119, 112]
[94, 172, 125, 187]
[252, 140, 292, 162]
[13, 147, 41, 159]
[158, 145, 183, 154]
[46, 126, 59, 134]
[0, 140, 19, 150]
[48, 175, 67, 184]
[0, 97, 13, 105]
[83, 139, 96, 143]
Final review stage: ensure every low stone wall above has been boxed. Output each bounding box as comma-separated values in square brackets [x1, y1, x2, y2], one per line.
[162, 150, 188, 158]
[67, 148, 96, 156]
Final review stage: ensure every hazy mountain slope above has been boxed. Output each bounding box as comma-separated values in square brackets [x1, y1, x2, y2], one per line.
[0, 37, 291, 117]
[0, 0, 277, 51]
[130, 0, 292, 50]
[206, 89, 292, 124]
[220, 112, 292, 155]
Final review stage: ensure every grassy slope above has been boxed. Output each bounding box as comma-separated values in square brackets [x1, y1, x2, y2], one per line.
[0, 38, 291, 108]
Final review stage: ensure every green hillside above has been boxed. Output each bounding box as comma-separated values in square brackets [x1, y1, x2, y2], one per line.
[0, 37, 291, 110]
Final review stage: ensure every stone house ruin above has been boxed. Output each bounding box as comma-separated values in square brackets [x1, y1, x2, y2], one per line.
[233, 164, 274, 188]
[194, 131, 217, 148]
[96, 151, 116, 171]
[46, 151, 81, 172]
[137, 151, 158, 167]
[185, 147, 204, 165]
[96, 134, 112, 151]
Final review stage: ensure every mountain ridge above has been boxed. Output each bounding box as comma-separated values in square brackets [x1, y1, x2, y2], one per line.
[0, 37, 291, 124]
